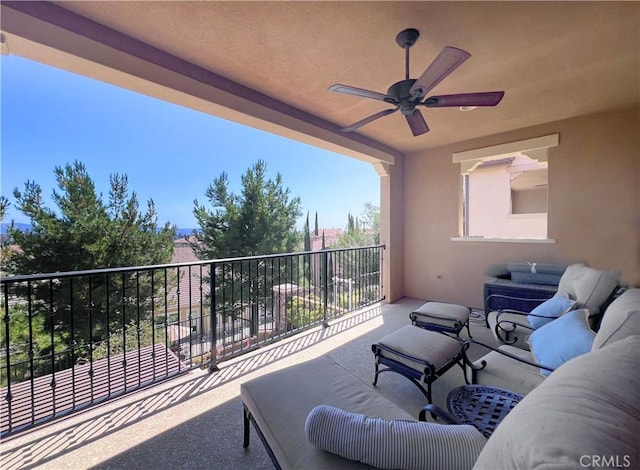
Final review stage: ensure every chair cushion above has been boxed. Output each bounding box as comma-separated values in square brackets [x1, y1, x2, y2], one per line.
[305, 404, 486, 470]
[526, 293, 577, 328]
[556, 263, 618, 315]
[592, 288, 640, 351]
[528, 309, 595, 376]
[473, 335, 640, 470]
[412, 302, 470, 324]
[376, 325, 462, 373]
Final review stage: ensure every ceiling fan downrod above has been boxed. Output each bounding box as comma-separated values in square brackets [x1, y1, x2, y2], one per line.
[396, 28, 420, 80]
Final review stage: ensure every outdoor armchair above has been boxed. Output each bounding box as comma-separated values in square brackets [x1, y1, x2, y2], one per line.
[468, 288, 639, 396]
[487, 262, 619, 350]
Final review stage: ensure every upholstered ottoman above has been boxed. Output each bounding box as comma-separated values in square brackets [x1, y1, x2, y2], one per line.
[410, 301, 472, 338]
[371, 325, 464, 403]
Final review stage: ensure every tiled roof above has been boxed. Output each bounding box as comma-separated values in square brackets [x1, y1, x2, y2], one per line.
[310, 228, 343, 251]
[0, 344, 184, 435]
[172, 237, 201, 263]
[167, 239, 209, 308]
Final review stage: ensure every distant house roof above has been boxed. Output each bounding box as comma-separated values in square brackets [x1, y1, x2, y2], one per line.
[0, 344, 184, 435]
[310, 228, 343, 251]
[0, 244, 23, 264]
[172, 237, 200, 264]
[167, 238, 209, 310]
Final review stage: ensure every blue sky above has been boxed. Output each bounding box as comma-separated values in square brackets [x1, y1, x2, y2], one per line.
[1, 56, 379, 230]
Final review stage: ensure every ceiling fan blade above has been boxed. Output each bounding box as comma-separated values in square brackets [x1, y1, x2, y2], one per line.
[341, 108, 398, 132]
[405, 109, 429, 136]
[409, 46, 471, 98]
[423, 91, 505, 107]
[328, 84, 394, 103]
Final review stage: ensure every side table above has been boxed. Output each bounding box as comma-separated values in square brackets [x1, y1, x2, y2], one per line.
[447, 384, 523, 437]
[420, 384, 523, 437]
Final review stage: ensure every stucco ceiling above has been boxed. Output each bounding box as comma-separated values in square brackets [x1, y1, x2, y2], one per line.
[3, 1, 639, 159]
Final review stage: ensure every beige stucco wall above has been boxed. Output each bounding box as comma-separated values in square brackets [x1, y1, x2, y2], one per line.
[402, 106, 640, 309]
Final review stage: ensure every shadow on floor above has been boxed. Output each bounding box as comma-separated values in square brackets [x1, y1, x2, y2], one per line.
[2, 299, 496, 470]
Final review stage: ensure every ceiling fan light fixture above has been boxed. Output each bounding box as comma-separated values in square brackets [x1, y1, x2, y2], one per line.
[459, 105, 478, 112]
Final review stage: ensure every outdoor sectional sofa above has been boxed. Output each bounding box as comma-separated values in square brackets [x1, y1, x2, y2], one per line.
[241, 288, 640, 469]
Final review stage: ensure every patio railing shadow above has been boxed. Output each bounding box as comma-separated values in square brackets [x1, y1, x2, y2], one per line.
[1, 303, 385, 470]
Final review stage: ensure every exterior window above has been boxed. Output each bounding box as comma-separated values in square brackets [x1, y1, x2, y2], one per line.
[463, 155, 548, 238]
[453, 134, 558, 241]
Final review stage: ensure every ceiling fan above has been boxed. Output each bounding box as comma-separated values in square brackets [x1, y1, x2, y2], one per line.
[328, 28, 504, 136]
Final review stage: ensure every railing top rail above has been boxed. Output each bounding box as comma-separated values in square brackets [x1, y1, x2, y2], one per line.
[0, 244, 385, 284]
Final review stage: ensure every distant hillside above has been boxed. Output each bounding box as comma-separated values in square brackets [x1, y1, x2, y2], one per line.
[176, 228, 199, 239]
[1, 222, 31, 234]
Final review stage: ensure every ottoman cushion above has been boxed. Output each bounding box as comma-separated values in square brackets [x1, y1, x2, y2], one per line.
[412, 302, 470, 326]
[377, 325, 463, 373]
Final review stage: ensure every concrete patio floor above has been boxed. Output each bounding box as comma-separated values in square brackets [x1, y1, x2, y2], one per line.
[1, 298, 495, 470]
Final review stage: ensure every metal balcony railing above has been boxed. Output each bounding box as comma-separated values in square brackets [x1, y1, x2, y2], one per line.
[0, 245, 384, 436]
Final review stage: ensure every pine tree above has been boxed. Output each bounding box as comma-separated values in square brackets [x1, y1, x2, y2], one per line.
[192, 160, 302, 330]
[193, 160, 301, 258]
[7, 161, 176, 366]
[10, 162, 175, 274]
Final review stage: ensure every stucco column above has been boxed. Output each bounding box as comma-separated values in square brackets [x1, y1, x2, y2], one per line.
[372, 156, 405, 303]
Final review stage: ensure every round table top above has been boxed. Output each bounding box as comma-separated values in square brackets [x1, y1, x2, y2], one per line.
[447, 384, 523, 437]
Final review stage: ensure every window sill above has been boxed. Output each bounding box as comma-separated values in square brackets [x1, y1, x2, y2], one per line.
[451, 237, 556, 244]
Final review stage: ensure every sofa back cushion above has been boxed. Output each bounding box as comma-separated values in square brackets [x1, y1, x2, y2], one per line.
[473, 335, 640, 470]
[593, 288, 640, 351]
[556, 263, 618, 315]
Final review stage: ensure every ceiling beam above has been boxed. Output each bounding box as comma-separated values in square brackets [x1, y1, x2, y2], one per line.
[0, 1, 400, 166]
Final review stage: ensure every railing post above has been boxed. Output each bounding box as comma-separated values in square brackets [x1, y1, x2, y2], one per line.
[250, 261, 258, 337]
[208, 262, 219, 373]
[380, 245, 385, 302]
[321, 250, 329, 328]
[2, 282, 13, 433]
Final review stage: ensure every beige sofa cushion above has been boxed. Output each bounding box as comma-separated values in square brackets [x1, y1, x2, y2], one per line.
[557, 263, 619, 314]
[241, 355, 415, 469]
[592, 288, 640, 351]
[473, 335, 640, 469]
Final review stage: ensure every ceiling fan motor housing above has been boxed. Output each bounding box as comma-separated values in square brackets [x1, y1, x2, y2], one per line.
[387, 79, 418, 100]
[387, 79, 421, 114]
